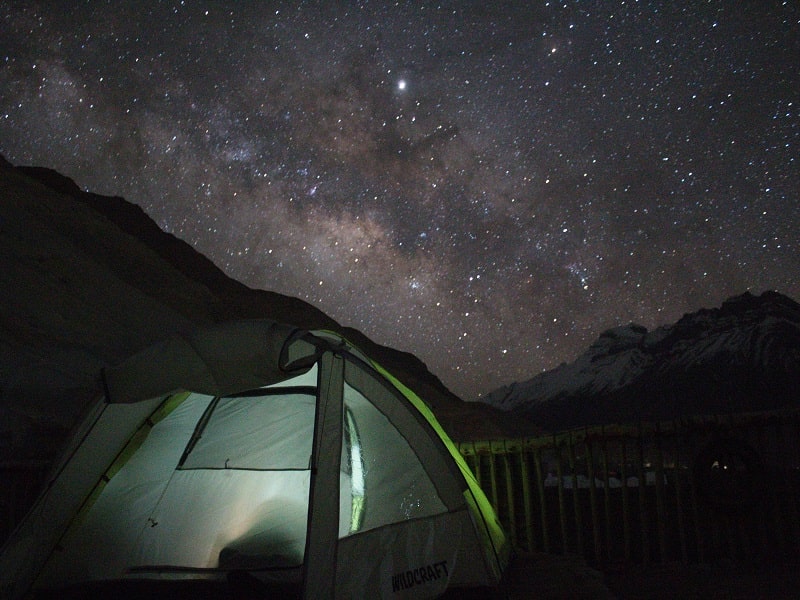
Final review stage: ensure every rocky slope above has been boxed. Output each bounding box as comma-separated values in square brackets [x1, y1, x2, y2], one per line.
[0, 156, 526, 461]
[482, 290, 800, 431]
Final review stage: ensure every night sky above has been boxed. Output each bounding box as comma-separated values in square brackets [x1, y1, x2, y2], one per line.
[1, 1, 798, 400]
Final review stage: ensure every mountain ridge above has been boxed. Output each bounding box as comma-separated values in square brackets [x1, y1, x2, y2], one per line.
[1, 157, 527, 461]
[481, 290, 800, 431]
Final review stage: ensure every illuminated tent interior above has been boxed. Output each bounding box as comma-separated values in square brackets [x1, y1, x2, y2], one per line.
[0, 321, 508, 599]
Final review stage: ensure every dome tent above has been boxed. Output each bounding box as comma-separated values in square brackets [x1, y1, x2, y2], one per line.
[0, 320, 508, 599]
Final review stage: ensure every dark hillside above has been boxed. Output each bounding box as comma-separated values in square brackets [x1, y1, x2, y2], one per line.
[1, 157, 526, 462]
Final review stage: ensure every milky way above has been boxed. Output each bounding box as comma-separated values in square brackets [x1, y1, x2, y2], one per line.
[1, 1, 798, 399]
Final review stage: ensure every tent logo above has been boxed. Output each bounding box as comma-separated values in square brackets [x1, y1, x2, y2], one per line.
[391, 560, 449, 592]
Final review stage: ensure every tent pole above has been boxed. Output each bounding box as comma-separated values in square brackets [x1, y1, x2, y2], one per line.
[301, 351, 344, 600]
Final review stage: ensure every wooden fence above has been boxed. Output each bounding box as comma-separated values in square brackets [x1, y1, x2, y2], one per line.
[459, 409, 800, 567]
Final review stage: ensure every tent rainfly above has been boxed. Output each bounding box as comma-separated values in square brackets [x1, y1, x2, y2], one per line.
[0, 320, 509, 599]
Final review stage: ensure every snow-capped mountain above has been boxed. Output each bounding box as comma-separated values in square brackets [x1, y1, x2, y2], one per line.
[482, 291, 800, 431]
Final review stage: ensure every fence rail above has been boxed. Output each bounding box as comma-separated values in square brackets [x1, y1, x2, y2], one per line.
[459, 409, 800, 567]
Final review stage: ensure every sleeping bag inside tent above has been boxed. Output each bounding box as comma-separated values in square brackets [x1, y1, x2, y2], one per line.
[0, 320, 508, 599]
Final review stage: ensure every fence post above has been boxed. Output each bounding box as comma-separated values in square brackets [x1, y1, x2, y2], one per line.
[500, 440, 518, 549]
[519, 441, 535, 552]
[687, 416, 707, 564]
[533, 444, 550, 553]
[600, 428, 613, 563]
[790, 414, 800, 556]
[637, 422, 650, 565]
[654, 423, 668, 562]
[567, 432, 584, 557]
[775, 419, 800, 552]
[672, 421, 689, 563]
[621, 437, 632, 562]
[585, 430, 602, 563]
[488, 443, 499, 517]
[460, 442, 474, 479]
[555, 434, 569, 554]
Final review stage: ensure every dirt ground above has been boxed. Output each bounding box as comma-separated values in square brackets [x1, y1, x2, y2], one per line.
[497, 552, 615, 599]
[495, 553, 800, 599]
[604, 559, 800, 600]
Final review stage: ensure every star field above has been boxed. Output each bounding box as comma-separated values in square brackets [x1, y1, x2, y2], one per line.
[1, 1, 798, 399]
